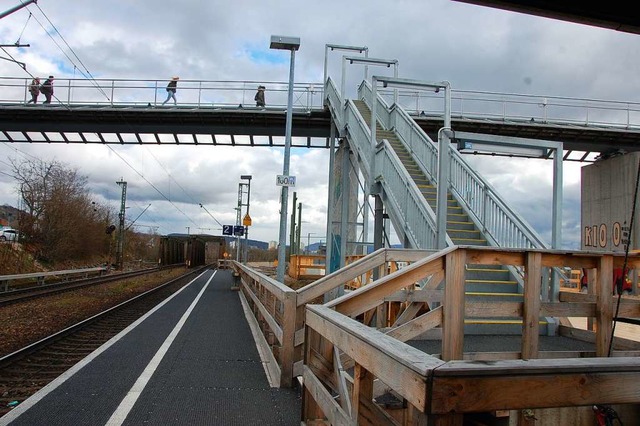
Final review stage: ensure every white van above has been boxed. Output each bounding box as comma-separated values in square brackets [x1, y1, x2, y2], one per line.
[0, 228, 19, 242]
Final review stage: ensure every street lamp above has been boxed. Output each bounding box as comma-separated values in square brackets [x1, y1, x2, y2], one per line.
[241, 175, 252, 264]
[271, 35, 300, 284]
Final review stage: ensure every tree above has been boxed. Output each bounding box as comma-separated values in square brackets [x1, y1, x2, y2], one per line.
[11, 158, 115, 264]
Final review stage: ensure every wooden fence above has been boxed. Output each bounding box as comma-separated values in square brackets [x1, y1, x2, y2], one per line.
[234, 246, 640, 425]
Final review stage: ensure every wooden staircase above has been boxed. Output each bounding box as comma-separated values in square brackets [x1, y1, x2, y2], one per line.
[353, 99, 549, 335]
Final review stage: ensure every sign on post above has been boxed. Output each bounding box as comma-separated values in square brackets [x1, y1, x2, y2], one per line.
[222, 225, 233, 236]
[243, 214, 252, 227]
[276, 175, 296, 187]
[234, 225, 245, 236]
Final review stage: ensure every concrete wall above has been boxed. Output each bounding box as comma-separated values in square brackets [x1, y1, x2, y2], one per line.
[581, 152, 640, 252]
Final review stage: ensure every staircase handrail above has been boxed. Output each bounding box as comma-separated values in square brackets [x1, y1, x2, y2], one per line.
[358, 80, 392, 130]
[360, 80, 547, 249]
[373, 139, 439, 248]
[447, 146, 548, 249]
[388, 103, 439, 183]
[342, 96, 439, 249]
[325, 77, 345, 131]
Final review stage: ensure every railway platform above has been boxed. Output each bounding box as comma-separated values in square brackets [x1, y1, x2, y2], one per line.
[0, 268, 301, 426]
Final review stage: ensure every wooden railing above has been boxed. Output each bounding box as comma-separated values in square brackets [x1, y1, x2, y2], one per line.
[233, 246, 640, 424]
[303, 246, 640, 425]
[232, 248, 432, 387]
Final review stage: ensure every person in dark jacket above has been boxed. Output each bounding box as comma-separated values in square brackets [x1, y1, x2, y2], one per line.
[162, 76, 179, 105]
[27, 77, 40, 104]
[254, 85, 265, 107]
[40, 76, 54, 104]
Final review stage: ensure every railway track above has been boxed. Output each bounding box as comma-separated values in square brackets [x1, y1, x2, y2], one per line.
[0, 266, 207, 417]
[0, 265, 182, 307]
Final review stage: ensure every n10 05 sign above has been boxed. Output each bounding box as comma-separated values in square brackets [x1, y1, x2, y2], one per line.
[276, 175, 296, 187]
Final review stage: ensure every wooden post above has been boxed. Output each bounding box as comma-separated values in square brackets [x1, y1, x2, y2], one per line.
[442, 248, 466, 361]
[302, 326, 324, 422]
[352, 363, 375, 425]
[522, 251, 542, 360]
[596, 255, 613, 356]
[280, 290, 297, 387]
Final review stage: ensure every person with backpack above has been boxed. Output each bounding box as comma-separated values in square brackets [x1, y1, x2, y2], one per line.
[27, 77, 40, 104]
[40, 75, 54, 104]
[162, 76, 179, 105]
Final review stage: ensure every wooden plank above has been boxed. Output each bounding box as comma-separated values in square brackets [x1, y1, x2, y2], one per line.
[235, 261, 292, 300]
[466, 301, 522, 318]
[540, 302, 595, 317]
[464, 248, 525, 267]
[385, 249, 437, 263]
[238, 289, 280, 386]
[280, 290, 297, 387]
[385, 289, 443, 303]
[326, 250, 449, 318]
[386, 306, 443, 342]
[242, 283, 284, 343]
[333, 349, 353, 417]
[429, 371, 640, 414]
[442, 249, 466, 361]
[303, 365, 355, 426]
[306, 305, 441, 411]
[522, 251, 542, 359]
[596, 255, 613, 356]
[352, 363, 374, 425]
[558, 324, 640, 351]
[392, 302, 425, 327]
[358, 394, 402, 426]
[297, 249, 387, 305]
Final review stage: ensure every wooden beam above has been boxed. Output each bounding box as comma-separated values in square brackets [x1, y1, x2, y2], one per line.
[392, 302, 425, 327]
[522, 251, 542, 359]
[306, 305, 442, 411]
[442, 249, 466, 361]
[297, 249, 387, 305]
[386, 306, 443, 342]
[242, 283, 283, 343]
[596, 255, 613, 356]
[326, 249, 451, 318]
[303, 365, 355, 425]
[429, 368, 640, 414]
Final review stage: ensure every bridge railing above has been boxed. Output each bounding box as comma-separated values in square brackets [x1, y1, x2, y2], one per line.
[377, 86, 640, 129]
[0, 77, 324, 110]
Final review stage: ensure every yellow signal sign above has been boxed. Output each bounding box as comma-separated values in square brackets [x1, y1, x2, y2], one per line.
[243, 214, 252, 227]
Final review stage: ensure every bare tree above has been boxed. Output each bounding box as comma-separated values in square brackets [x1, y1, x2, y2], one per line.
[11, 158, 115, 264]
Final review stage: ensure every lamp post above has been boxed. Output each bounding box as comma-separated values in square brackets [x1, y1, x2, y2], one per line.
[271, 35, 300, 284]
[241, 175, 252, 264]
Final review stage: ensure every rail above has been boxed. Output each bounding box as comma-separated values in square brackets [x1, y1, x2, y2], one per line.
[379, 86, 640, 130]
[0, 266, 107, 292]
[303, 246, 640, 424]
[0, 77, 324, 111]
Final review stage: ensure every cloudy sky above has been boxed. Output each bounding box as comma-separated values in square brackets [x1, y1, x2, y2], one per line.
[0, 0, 638, 249]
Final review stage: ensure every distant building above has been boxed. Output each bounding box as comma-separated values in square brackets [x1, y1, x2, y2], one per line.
[269, 241, 277, 250]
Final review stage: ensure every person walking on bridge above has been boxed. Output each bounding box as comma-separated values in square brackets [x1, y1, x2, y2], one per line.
[254, 85, 265, 107]
[27, 77, 40, 104]
[162, 76, 179, 105]
[40, 75, 54, 104]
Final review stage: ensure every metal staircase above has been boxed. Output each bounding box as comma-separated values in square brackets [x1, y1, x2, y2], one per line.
[331, 79, 553, 335]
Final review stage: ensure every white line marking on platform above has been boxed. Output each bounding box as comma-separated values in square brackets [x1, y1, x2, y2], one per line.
[0, 269, 213, 426]
[106, 270, 216, 425]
